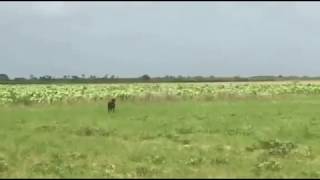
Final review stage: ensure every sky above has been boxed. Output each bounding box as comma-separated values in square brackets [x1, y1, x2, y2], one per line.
[1, 1, 320, 78]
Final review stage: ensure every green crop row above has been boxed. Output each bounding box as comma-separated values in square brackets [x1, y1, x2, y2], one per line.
[1, 82, 320, 104]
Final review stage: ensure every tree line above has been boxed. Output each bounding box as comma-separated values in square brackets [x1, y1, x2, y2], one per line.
[0, 73, 320, 84]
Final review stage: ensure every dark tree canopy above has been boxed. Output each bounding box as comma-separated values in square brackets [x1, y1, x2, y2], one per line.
[141, 74, 151, 81]
[0, 74, 9, 80]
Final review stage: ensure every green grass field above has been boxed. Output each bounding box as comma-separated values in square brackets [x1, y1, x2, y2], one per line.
[1, 96, 320, 178]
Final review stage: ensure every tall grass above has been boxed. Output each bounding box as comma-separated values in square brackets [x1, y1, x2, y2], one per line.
[0, 96, 320, 178]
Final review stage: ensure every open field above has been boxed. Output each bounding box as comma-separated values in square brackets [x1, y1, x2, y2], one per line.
[4, 0, 320, 178]
[1, 95, 320, 178]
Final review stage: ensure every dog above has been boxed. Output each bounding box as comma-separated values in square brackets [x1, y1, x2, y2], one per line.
[108, 98, 116, 112]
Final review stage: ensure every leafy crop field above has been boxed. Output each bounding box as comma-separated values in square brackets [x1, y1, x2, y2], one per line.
[1, 82, 320, 178]
[2, 81, 320, 105]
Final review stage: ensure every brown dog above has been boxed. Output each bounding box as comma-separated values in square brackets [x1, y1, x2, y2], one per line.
[108, 98, 116, 112]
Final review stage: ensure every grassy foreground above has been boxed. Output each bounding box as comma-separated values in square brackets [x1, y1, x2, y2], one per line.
[1, 96, 320, 178]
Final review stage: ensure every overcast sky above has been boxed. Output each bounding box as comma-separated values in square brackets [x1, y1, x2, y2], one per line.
[1, 1, 320, 78]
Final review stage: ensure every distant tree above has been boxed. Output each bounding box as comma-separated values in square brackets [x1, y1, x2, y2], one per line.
[81, 74, 86, 79]
[29, 74, 37, 80]
[0, 74, 9, 81]
[89, 75, 97, 79]
[177, 75, 184, 80]
[72, 75, 79, 80]
[103, 74, 109, 79]
[39, 75, 52, 80]
[194, 76, 204, 81]
[14, 77, 26, 81]
[110, 75, 115, 79]
[141, 74, 151, 81]
[233, 76, 241, 81]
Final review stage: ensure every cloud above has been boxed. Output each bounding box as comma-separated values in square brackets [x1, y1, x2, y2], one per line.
[29, 1, 67, 16]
